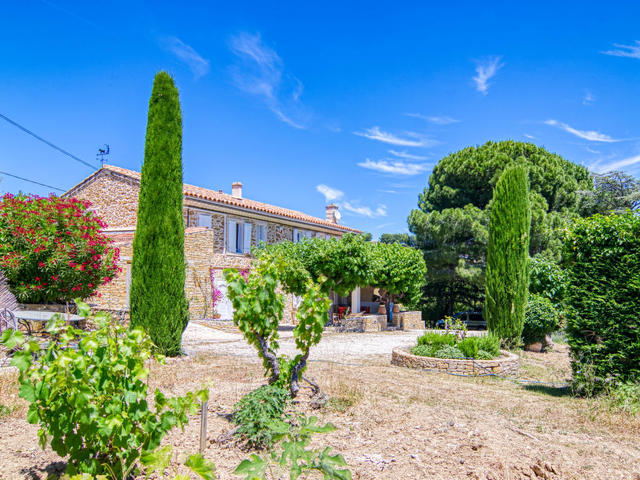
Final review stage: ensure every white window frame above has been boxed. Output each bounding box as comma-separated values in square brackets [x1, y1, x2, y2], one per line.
[256, 223, 267, 245]
[227, 218, 253, 254]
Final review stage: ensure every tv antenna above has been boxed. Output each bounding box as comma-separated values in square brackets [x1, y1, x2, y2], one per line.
[96, 144, 110, 166]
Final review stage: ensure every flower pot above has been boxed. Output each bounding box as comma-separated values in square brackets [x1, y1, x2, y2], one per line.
[392, 304, 400, 313]
[377, 303, 386, 315]
[212, 313, 221, 319]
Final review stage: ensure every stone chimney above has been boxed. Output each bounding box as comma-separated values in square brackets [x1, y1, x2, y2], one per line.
[326, 204, 339, 224]
[231, 182, 243, 199]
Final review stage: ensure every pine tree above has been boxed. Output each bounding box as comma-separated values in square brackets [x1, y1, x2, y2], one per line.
[129, 72, 188, 356]
[485, 164, 531, 346]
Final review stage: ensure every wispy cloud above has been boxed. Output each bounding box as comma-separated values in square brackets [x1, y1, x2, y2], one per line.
[544, 119, 621, 143]
[601, 40, 640, 59]
[375, 222, 396, 230]
[473, 56, 503, 95]
[583, 90, 595, 105]
[593, 154, 640, 173]
[524, 134, 536, 140]
[388, 149, 428, 160]
[316, 184, 344, 202]
[354, 127, 435, 147]
[229, 32, 308, 129]
[585, 146, 601, 154]
[343, 201, 387, 218]
[163, 37, 210, 79]
[358, 158, 428, 176]
[405, 113, 460, 125]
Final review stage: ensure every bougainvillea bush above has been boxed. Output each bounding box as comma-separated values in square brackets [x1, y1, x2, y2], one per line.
[0, 194, 120, 303]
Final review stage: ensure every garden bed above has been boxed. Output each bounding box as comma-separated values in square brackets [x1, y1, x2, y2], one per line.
[391, 346, 519, 376]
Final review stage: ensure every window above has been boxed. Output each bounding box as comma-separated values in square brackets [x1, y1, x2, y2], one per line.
[227, 220, 252, 254]
[293, 228, 312, 243]
[256, 224, 267, 244]
[197, 214, 212, 228]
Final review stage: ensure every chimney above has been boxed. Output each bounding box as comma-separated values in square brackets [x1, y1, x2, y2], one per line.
[326, 204, 339, 224]
[231, 181, 243, 198]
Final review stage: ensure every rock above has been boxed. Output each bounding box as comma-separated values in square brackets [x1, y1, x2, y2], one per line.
[525, 342, 544, 353]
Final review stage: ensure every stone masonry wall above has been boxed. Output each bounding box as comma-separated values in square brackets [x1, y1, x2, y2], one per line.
[398, 311, 424, 330]
[391, 347, 519, 376]
[71, 171, 139, 229]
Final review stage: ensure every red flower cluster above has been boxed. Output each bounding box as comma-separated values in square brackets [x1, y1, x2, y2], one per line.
[0, 193, 120, 303]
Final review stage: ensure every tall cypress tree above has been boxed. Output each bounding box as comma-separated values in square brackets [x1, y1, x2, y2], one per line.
[485, 163, 531, 346]
[130, 72, 188, 356]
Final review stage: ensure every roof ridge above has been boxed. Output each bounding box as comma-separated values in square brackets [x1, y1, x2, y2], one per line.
[95, 165, 359, 232]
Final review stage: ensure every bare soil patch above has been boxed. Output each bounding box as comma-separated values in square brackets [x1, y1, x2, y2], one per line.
[1, 341, 639, 479]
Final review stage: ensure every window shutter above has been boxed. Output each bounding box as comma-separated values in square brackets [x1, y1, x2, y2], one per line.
[243, 223, 252, 253]
[293, 228, 299, 242]
[228, 220, 237, 253]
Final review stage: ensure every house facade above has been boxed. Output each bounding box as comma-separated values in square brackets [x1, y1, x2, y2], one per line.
[63, 164, 361, 323]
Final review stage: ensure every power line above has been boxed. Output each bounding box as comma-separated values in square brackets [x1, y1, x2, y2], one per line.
[0, 112, 97, 170]
[0, 170, 65, 192]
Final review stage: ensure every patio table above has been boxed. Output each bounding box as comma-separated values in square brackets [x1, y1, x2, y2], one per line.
[12, 310, 84, 335]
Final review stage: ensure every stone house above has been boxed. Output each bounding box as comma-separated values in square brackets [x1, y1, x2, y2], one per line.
[63, 164, 365, 323]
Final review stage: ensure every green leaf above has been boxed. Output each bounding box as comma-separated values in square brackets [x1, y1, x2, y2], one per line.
[1, 328, 24, 350]
[75, 300, 91, 318]
[19, 382, 36, 402]
[234, 454, 267, 479]
[184, 453, 216, 480]
[11, 351, 31, 373]
[140, 445, 172, 474]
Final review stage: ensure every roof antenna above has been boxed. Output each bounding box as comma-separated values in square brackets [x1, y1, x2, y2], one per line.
[96, 144, 110, 167]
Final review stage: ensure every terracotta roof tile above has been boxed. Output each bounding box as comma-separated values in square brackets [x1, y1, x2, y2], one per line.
[99, 165, 359, 233]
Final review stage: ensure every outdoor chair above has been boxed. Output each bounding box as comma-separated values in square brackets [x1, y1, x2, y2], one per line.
[0, 308, 17, 333]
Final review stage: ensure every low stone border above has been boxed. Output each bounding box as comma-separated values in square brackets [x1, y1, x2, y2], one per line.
[391, 346, 519, 376]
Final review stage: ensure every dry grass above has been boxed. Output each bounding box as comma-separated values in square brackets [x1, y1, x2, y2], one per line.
[1, 345, 640, 479]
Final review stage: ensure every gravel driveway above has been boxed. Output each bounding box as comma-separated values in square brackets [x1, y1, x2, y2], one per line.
[182, 321, 425, 361]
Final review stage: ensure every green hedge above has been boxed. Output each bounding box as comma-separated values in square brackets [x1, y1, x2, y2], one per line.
[563, 212, 640, 391]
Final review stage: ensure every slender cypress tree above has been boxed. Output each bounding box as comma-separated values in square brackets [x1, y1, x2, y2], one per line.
[484, 163, 531, 346]
[130, 72, 188, 356]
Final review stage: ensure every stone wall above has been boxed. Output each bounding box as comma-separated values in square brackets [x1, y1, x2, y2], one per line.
[391, 347, 519, 376]
[335, 314, 387, 333]
[398, 311, 424, 330]
[71, 170, 139, 229]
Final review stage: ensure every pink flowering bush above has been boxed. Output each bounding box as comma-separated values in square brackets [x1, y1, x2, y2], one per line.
[0, 194, 120, 303]
[209, 266, 223, 315]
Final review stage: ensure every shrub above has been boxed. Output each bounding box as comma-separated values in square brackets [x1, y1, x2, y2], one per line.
[417, 331, 456, 348]
[607, 382, 640, 415]
[130, 71, 188, 357]
[0, 194, 119, 303]
[477, 334, 501, 357]
[457, 337, 479, 358]
[563, 212, 640, 392]
[233, 385, 291, 449]
[522, 293, 559, 346]
[485, 164, 531, 346]
[529, 254, 567, 303]
[434, 345, 465, 359]
[411, 344, 436, 357]
[0, 302, 206, 478]
[234, 415, 351, 480]
[476, 350, 494, 360]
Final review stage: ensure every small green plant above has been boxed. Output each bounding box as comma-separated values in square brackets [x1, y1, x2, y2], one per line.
[442, 316, 468, 339]
[233, 385, 291, 449]
[417, 331, 456, 348]
[60, 447, 216, 480]
[234, 415, 351, 480]
[606, 382, 640, 415]
[411, 344, 436, 357]
[457, 337, 479, 358]
[0, 403, 18, 418]
[413, 332, 500, 359]
[476, 334, 501, 357]
[434, 345, 464, 359]
[0, 302, 207, 479]
[475, 350, 493, 360]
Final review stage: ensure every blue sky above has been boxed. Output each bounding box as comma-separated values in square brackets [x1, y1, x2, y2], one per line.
[2, 1, 640, 237]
